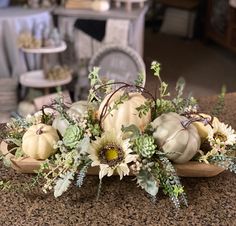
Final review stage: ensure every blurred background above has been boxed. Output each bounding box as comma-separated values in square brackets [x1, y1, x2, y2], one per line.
[1, 0, 236, 122]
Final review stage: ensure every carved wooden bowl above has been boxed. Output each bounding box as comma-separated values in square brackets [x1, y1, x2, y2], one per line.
[0, 141, 224, 177]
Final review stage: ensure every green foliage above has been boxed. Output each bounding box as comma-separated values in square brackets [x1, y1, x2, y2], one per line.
[152, 154, 188, 208]
[135, 73, 145, 87]
[88, 67, 114, 103]
[53, 95, 74, 124]
[150, 62, 197, 117]
[121, 124, 141, 139]
[108, 92, 129, 115]
[136, 100, 153, 118]
[211, 85, 226, 117]
[86, 108, 102, 138]
[14, 146, 24, 158]
[54, 171, 74, 198]
[96, 179, 103, 201]
[2, 157, 12, 168]
[151, 61, 161, 77]
[136, 169, 159, 197]
[151, 61, 170, 99]
[175, 77, 185, 100]
[155, 99, 175, 115]
[88, 67, 101, 87]
[0, 180, 12, 191]
[76, 160, 92, 187]
[209, 155, 236, 174]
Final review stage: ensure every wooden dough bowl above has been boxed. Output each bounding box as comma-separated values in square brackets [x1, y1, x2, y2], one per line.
[0, 141, 224, 177]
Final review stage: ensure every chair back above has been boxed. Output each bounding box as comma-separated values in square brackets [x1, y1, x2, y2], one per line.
[89, 44, 146, 87]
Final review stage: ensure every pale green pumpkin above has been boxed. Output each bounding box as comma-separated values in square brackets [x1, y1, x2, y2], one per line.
[151, 112, 200, 163]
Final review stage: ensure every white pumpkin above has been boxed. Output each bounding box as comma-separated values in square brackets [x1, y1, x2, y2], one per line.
[191, 113, 220, 140]
[151, 112, 201, 163]
[22, 123, 59, 160]
[97, 91, 151, 133]
[52, 116, 70, 136]
[17, 101, 36, 117]
[67, 100, 88, 117]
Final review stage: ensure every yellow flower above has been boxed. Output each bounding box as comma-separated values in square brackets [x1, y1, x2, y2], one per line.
[88, 131, 137, 180]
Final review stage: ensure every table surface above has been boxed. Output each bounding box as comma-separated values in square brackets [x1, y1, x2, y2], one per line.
[0, 6, 53, 18]
[54, 4, 149, 20]
[21, 41, 67, 54]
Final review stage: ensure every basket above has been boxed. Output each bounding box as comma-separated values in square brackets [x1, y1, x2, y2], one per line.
[0, 141, 225, 177]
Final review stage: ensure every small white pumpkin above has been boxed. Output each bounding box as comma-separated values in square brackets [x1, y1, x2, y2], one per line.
[191, 113, 220, 140]
[151, 112, 201, 163]
[67, 100, 88, 117]
[97, 91, 151, 133]
[17, 101, 36, 117]
[52, 116, 70, 136]
[22, 123, 59, 160]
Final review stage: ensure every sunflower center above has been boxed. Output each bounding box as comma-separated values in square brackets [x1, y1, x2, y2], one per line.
[213, 132, 227, 142]
[105, 148, 119, 161]
[99, 144, 124, 167]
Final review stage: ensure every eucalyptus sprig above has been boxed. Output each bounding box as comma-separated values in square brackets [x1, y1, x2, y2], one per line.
[151, 61, 170, 99]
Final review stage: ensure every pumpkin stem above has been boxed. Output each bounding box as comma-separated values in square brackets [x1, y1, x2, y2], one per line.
[36, 126, 44, 135]
[183, 113, 214, 129]
[181, 116, 213, 129]
[181, 119, 192, 129]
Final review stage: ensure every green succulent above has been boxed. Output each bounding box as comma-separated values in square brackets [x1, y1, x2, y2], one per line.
[63, 125, 83, 149]
[134, 134, 157, 158]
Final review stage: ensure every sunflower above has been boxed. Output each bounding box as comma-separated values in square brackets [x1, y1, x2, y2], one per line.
[208, 122, 236, 146]
[88, 132, 137, 180]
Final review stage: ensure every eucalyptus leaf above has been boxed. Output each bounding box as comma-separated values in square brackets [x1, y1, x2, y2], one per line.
[137, 170, 159, 197]
[78, 136, 90, 155]
[3, 158, 12, 167]
[121, 124, 140, 138]
[54, 171, 74, 198]
[15, 147, 24, 158]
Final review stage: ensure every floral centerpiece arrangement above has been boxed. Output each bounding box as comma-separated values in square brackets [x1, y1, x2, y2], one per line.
[1, 62, 236, 208]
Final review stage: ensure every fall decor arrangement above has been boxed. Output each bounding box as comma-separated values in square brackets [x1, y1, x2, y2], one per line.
[0, 62, 236, 208]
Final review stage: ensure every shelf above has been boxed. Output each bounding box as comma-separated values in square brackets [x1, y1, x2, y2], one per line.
[21, 41, 67, 54]
[20, 70, 72, 88]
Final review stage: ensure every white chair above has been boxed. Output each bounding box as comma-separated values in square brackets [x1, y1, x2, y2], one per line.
[74, 44, 146, 100]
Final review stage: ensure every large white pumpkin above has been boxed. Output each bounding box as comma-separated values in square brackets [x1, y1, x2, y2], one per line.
[151, 112, 201, 163]
[97, 91, 151, 133]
